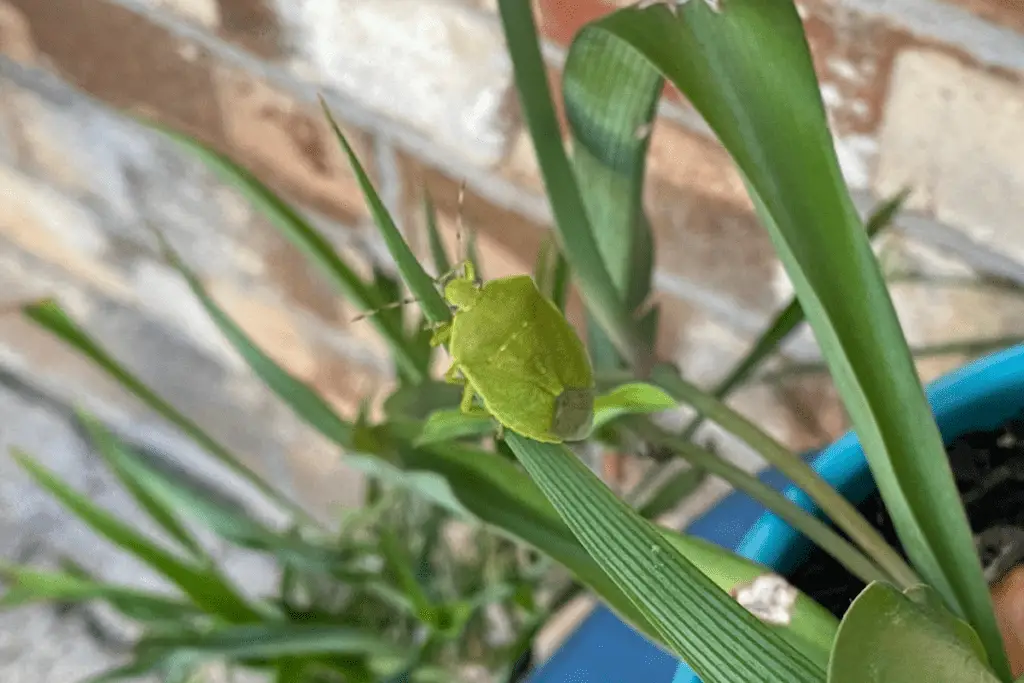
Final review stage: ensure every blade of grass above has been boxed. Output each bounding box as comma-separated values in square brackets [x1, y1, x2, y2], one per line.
[567, 3, 1005, 673]
[652, 365, 918, 589]
[625, 419, 886, 586]
[0, 563, 200, 621]
[140, 623, 410, 661]
[11, 449, 262, 623]
[637, 465, 706, 519]
[504, 434, 823, 683]
[320, 100, 449, 326]
[630, 192, 906, 509]
[77, 410, 205, 560]
[350, 428, 836, 661]
[151, 231, 353, 450]
[682, 190, 909, 442]
[423, 191, 451, 277]
[497, 0, 647, 371]
[148, 121, 425, 383]
[22, 300, 312, 525]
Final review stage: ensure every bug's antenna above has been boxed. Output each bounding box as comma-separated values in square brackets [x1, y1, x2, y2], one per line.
[350, 297, 420, 323]
[455, 180, 467, 263]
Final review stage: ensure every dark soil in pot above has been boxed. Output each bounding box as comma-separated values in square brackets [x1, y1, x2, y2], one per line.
[785, 412, 1024, 669]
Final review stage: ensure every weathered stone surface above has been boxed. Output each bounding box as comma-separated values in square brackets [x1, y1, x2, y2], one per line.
[216, 0, 283, 58]
[213, 65, 373, 226]
[876, 49, 1024, 261]
[139, 0, 221, 28]
[281, 0, 518, 166]
[7, 0, 225, 144]
[647, 183, 783, 317]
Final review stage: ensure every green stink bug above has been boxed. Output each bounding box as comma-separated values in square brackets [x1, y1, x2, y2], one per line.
[430, 259, 595, 444]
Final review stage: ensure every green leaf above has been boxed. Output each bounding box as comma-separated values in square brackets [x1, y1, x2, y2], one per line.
[377, 528, 435, 624]
[504, 434, 822, 682]
[414, 409, 493, 446]
[566, 3, 1004, 671]
[383, 381, 463, 422]
[350, 425, 836, 664]
[151, 232, 353, 449]
[627, 418, 886, 588]
[637, 466, 706, 519]
[140, 623, 409, 661]
[0, 563, 200, 622]
[77, 410, 205, 560]
[497, 0, 647, 369]
[904, 584, 989, 665]
[423, 191, 451, 277]
[76, 429, 348, 573]
[652, 366, 917, 590]
[592, 382, 676, 430]
[320, 100, 450, 327]
[10, 449, 262, 623]
[828, 582, 1000, 683]
[149, 121, 425, 384]
[687, 190, 909, 432]
[22, 300, 310, 524]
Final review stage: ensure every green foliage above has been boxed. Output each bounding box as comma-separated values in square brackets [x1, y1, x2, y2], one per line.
[10, 0, 1024, 681]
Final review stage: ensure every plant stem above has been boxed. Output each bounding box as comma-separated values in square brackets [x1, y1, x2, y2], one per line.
[651, 365, 921, 590]
[626, 419, 889, 587]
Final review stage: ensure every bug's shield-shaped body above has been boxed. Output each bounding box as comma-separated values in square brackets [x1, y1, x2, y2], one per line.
[447, 275, 594, 443]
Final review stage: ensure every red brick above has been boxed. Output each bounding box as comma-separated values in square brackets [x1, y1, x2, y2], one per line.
[536, 0, 614, 46]
[6, 0, 225, 145]
[646, 178, 782, 316]
[213, 66, 373, 227]
[942, 0, 1024, 35]
[215, 0, 283, 59]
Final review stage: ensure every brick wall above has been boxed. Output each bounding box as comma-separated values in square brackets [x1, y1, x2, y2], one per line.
[2, 0, 1024, 527]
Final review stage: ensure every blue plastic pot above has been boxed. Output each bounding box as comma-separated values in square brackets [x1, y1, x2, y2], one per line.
[525, 344, 1024, 683]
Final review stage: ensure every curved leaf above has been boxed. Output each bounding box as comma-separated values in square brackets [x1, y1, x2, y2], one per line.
[505, 434, 823, 682]
[562, 2, 1004, 673]
[592, 381, 676, 429]
[828, 582, 999, 683]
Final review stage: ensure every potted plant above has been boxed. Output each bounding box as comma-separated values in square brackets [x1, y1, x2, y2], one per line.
[5, 1, 1024, 682]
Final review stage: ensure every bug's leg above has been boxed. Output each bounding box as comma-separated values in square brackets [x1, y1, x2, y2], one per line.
[443, 362, 465, 385]
[495, 423, 506, 441]
[431, 322, 452, 347]
[459, 383, 491, 417]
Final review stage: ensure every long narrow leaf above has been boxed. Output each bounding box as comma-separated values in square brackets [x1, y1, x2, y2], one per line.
[423, 192, 451, 276]
[77, 410, 205, 560]
[351, 430, 836, 661]
[152, 232, 353, 449]
[22, 300, 311, 524]
[497, 0, 647, 370]
[505, 434, 823, 683]
[76, 429, 349, 572]
[0, 563, 200, 622]
[11, 449, 262, 623]
[568, 3, 1005, 673]
[627, 419, 886, 587]
[140, 623, 409, 660]
[150, 121, 425, 383]
[653, 365, 918, 589]
[320, 100, 449, 326]
[686, 190, 909, 438]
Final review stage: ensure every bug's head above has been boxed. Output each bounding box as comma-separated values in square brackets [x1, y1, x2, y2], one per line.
[443, 275, 482, 312]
